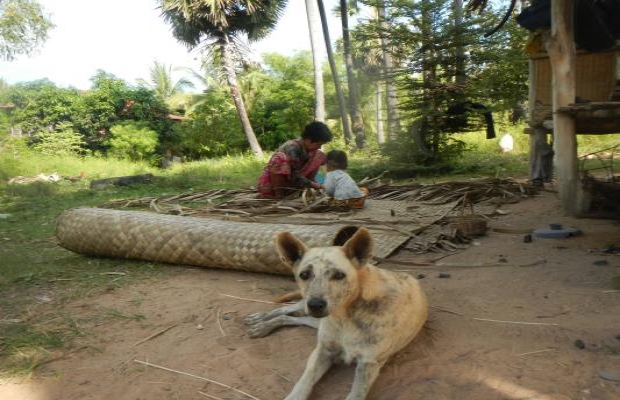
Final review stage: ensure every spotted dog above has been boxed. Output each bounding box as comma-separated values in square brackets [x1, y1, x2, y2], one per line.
[245, 227, 428, 400]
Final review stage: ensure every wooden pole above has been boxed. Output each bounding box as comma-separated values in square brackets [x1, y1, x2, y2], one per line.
[545, 0, 587, 215]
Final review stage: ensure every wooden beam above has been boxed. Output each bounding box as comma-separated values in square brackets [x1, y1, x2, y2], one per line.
[545, 0, 588, 215]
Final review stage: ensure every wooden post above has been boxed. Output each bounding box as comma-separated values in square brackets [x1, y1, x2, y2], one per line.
[545, 0, 587, 215]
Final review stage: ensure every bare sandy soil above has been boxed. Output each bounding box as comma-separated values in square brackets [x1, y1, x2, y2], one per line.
[2, 190, 620, 400]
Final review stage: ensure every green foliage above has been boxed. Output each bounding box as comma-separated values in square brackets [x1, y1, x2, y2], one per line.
[10, 80, 81, 136]
[32, 122, 85, 156]
[105, 122, 159, 162]
[78, 71, 173, 151]
[5, 72, 173, 155]
[249, 52, 316, 149]
[137, 61, 194, 100]
[177, 87, 246, 158]
[355, 0, 529, 164]
[0, 0, 54, 61]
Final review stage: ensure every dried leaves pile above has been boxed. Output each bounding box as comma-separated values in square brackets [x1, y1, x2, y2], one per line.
[102, 178, 539, 255]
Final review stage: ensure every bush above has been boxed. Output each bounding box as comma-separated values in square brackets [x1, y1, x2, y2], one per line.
[32, 122, 85, 156]
[105, 122, 158, 162]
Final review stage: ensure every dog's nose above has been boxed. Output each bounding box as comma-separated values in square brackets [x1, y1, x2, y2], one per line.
[307, 297, 327, 315]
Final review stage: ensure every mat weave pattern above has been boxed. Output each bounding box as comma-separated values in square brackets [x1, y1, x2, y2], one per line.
[56, 208, 408, 275]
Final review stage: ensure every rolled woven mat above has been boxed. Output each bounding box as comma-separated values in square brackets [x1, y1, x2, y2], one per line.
[56, 208, 408, 275]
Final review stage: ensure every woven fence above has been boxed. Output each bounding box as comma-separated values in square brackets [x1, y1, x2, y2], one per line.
[56, 208, 408, 275]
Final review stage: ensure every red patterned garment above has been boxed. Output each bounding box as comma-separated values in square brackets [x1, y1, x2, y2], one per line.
[257, 139, 326, 198]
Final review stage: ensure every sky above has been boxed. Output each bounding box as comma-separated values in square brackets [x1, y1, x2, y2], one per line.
[0, 0, 343, 90]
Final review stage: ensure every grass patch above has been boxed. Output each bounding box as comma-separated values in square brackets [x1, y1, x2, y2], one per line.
[0, 323, 66, 380]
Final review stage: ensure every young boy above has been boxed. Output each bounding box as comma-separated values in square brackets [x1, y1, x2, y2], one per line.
[323, 150, 368, 208]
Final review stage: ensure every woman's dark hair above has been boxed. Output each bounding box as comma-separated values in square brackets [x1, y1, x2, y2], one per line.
[326, 149, 348, 170]
[302, 121, 333, 143]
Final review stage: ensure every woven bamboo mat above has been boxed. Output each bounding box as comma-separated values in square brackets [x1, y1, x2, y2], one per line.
[56, 208, 409, 275]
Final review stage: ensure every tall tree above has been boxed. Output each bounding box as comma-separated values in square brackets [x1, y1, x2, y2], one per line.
[375, 0, 401, 141]
[317, 0, 353, 145]
[137, 61, 194, 101]
[0, 0, 53, 61]
[158, 0, 288, 158]
[339, 0, 365, 149]
[453, 0, 466, 86]
[305, 0, 326, 122]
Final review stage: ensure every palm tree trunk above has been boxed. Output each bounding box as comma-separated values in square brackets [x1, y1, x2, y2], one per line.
[220, 34, 263, 158]
[376, 0, 400, 141]
[317, 0, 353, 145]
[340, 0, 365, 149]
[305, 0, 326, 122]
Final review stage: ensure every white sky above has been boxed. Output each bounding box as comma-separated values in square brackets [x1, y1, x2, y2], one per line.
[0, 0, 342, 90]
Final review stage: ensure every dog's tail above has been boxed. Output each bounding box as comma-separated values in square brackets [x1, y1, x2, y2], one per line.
[276, 290, 302, 303]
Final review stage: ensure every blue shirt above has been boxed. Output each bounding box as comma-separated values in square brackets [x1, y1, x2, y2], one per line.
[324, 170, 364, 200]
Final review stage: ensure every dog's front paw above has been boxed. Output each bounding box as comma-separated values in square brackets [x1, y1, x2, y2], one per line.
[244, 312, 267, 325]
[247, 322, 273, 338]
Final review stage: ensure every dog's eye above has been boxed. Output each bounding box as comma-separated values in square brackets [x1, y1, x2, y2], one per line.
[299, 270, 311, 280]
[332, 271, 346, 280]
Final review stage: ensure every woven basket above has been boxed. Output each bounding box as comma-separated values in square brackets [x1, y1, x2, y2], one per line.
[450, 202, 487, 236]
[453, 215, 487, 236]
[56, 208, 407, 275]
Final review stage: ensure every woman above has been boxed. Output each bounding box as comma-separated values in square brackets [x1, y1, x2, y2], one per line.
[257, 121, 333, 198]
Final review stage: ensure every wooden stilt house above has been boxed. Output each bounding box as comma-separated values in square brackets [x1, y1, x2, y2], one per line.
[527, 45, 620, 210]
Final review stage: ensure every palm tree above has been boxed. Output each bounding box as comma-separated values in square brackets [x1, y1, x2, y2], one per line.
[316, 0, 353, 145]
[158, 0, 288, 158]
[137, 61, 195, 100]
[304, 0, 326, 122]
[339, 0, 365, 149]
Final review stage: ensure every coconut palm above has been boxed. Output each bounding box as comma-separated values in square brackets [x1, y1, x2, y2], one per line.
[316, 0, 353, 145]
[157, 0, 288, 158]
[137, 61, 195, 100]
[339, 0, 365, 149]
[305, 0, 326, 122]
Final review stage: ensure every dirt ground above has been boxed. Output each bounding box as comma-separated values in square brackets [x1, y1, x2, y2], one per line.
[2, 189, 620, 400]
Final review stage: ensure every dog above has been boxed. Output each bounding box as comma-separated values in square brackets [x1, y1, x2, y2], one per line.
[245, 227, 428, 400]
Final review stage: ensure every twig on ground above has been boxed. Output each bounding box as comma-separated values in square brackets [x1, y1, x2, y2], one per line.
[473, 317, 559, 326]
[133, 322, 180, 347]
[216, 307, 226, 336]
[0, 318, 21, 324]
[269, 368, 292, 382]
[198, 391, 225, 400]
[433, 259, 546, 269]
[536, 309, 570, 319]
[133, 359, 260, 400]
[430, 305, 465, 316]
[220, 293, 280, 305]
[518, 348, 557, 357]
[372, 257, 431, 266]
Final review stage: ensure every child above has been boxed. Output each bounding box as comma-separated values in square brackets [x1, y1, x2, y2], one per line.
[323, 150, 368, 208]
[257, 121, 332, 198]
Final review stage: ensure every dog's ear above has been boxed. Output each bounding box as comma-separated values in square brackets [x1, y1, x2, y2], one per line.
[276, 232, 308, 268]
[342, 227, 373, 268]
[333, 226, 359, 246]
